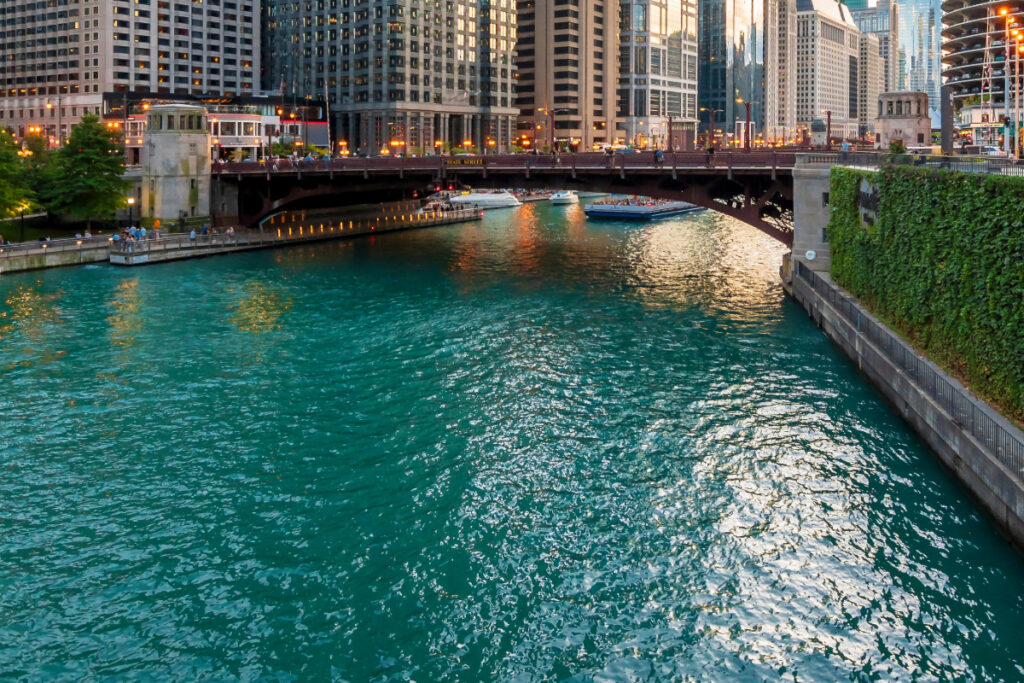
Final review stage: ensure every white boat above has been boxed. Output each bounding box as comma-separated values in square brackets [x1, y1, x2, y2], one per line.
[549, 190, 579, 205]
[448, 190, 522, 209]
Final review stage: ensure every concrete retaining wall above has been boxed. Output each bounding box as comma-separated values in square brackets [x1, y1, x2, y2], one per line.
[0, 245, 109, 275]
[788, 256, 1024, 552]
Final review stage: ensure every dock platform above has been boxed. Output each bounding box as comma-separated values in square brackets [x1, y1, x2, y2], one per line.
[109, 209, 481, 267]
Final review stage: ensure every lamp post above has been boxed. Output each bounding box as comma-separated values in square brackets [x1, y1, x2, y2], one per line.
[45, 94, 62, 147]
[537, 107, 569, 151]
[699, 108, 723, 149]
[126, 196, 136, 227]
[736, 98, 762, 152]
[1000, 8, 1017, 155]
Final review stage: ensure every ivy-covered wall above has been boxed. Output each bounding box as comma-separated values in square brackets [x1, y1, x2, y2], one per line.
[827, 165, 1024, 421]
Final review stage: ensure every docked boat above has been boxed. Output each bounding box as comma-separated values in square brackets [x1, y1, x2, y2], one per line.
[549, 190, 579, 205]
[583, 199, 705, 220]
[448, 190, 522, 209]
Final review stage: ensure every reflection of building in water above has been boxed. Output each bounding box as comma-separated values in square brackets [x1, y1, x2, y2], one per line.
[0, 281, 62, 344]
[230, 281, 292, 334]
[107, 279, 142, 348]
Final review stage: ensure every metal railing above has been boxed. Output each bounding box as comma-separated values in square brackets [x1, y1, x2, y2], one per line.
[0, 235, 112, 260]
[109, 209, 481, 259]
[214, 151, 800, 176]
[795, 261, 1024, 482]
[798, 151, 1024, 176]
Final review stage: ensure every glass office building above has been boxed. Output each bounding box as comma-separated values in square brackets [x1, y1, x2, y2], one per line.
[698, 0, 766, 142]
[618, 0, 700, 149]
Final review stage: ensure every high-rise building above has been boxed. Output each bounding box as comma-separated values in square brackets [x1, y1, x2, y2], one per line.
[898, 0, 940, 103]
[618, 0, 700, 149]
[857, 33, 885, 137]
[0, 0, 260, 142]
[263, 0, 519, 155]
[942, 0, 1022, 116]
[795, 0, 862, 140]
[698, 0, 766, 144]
[514, 0, 619, 151]
[765, 0, 798, 143]
[850, 0, 899, 93]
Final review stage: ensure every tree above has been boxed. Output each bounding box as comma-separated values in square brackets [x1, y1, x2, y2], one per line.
[44, 114, 130, 228]
[0, 128, 32, 220]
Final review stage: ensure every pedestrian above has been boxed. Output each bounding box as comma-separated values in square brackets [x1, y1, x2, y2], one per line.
[201, 224, 208, 236]
[189, 228, 196, 244]
[655, 149, 665, 167]
[112, 232, 120, 243]
[84, 229, 92, 239]
[706, 141, 716, 168]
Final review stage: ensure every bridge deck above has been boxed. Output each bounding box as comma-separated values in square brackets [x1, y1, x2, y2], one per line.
[216, 151, 799, 177]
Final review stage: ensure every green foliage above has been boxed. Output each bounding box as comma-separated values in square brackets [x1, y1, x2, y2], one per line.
[271, 141, 293, 157]
[0, 128, 33, 218]
[888, 139, 907, 155]
[828, 165, 1024, 421]
[43, 114, 130, 225]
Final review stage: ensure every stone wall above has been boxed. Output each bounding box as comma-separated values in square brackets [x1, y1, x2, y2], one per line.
[789, 258, 1024, 552]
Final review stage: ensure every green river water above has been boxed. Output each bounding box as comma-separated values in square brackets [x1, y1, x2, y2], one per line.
[0, 204, 1021, 681]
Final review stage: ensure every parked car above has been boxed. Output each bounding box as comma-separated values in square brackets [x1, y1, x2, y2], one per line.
[983, 146, 1007, 156]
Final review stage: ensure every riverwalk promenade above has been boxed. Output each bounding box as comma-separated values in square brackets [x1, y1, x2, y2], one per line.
[0, 208, 481, 273]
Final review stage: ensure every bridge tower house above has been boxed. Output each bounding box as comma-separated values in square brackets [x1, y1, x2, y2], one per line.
[141, 104, 211, 227]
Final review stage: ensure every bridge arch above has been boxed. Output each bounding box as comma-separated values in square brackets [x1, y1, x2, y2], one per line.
[214, 153, 796, 245]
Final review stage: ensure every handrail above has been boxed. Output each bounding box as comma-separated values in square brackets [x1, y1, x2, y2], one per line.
[0, 236, 113, 260]
[795, 261, 1024, 482]
[109, 209, 481, 257]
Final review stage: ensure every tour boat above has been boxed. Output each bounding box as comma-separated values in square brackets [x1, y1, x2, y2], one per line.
[448, 190, 522, 210]
[549, 190, 579, 205]
[583, 199, 705, 220]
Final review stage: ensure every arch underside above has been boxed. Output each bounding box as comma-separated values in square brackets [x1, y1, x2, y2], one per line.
[225, 168, 795, 246]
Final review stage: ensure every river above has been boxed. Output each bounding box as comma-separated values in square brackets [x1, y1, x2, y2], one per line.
[0, 203, 1021, 680]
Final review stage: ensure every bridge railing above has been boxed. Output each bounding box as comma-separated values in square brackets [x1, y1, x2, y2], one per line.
[795, 260, 1024, 483]
[214, 151, 801, 176]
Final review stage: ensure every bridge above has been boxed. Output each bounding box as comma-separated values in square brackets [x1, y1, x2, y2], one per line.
[212, 151, 800, 245]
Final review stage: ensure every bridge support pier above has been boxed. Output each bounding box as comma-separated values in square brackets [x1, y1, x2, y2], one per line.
[792, 165, 832, 272]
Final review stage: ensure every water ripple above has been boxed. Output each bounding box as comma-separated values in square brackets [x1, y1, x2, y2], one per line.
[0, 207, 1021, 681]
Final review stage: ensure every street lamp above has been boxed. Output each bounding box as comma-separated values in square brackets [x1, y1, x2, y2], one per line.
[537, 107, 570, 151]
[999, 8, 1020, 154]
[45, 94, 61, 147]
[126, 196, 136, 227]
[699, 108, 723, 149]
[736, 98, 762, 152]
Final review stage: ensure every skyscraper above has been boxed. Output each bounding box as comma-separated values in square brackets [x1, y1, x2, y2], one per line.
[858, 33, 885, 137]
[618, 0, 700, 149]
[514, 0, 619, 151]
[898, 0, 940, 102]
[795, 0, 862, 140]
[850, 0, 899, 93]
[698, 0, 766, 143]
[263, 0, 519, 155]
[0, 0, 260, 141]
[765, 0, 798, 143]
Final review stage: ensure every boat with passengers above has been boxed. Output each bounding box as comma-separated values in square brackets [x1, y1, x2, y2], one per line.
[583, 197, 704, 220]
